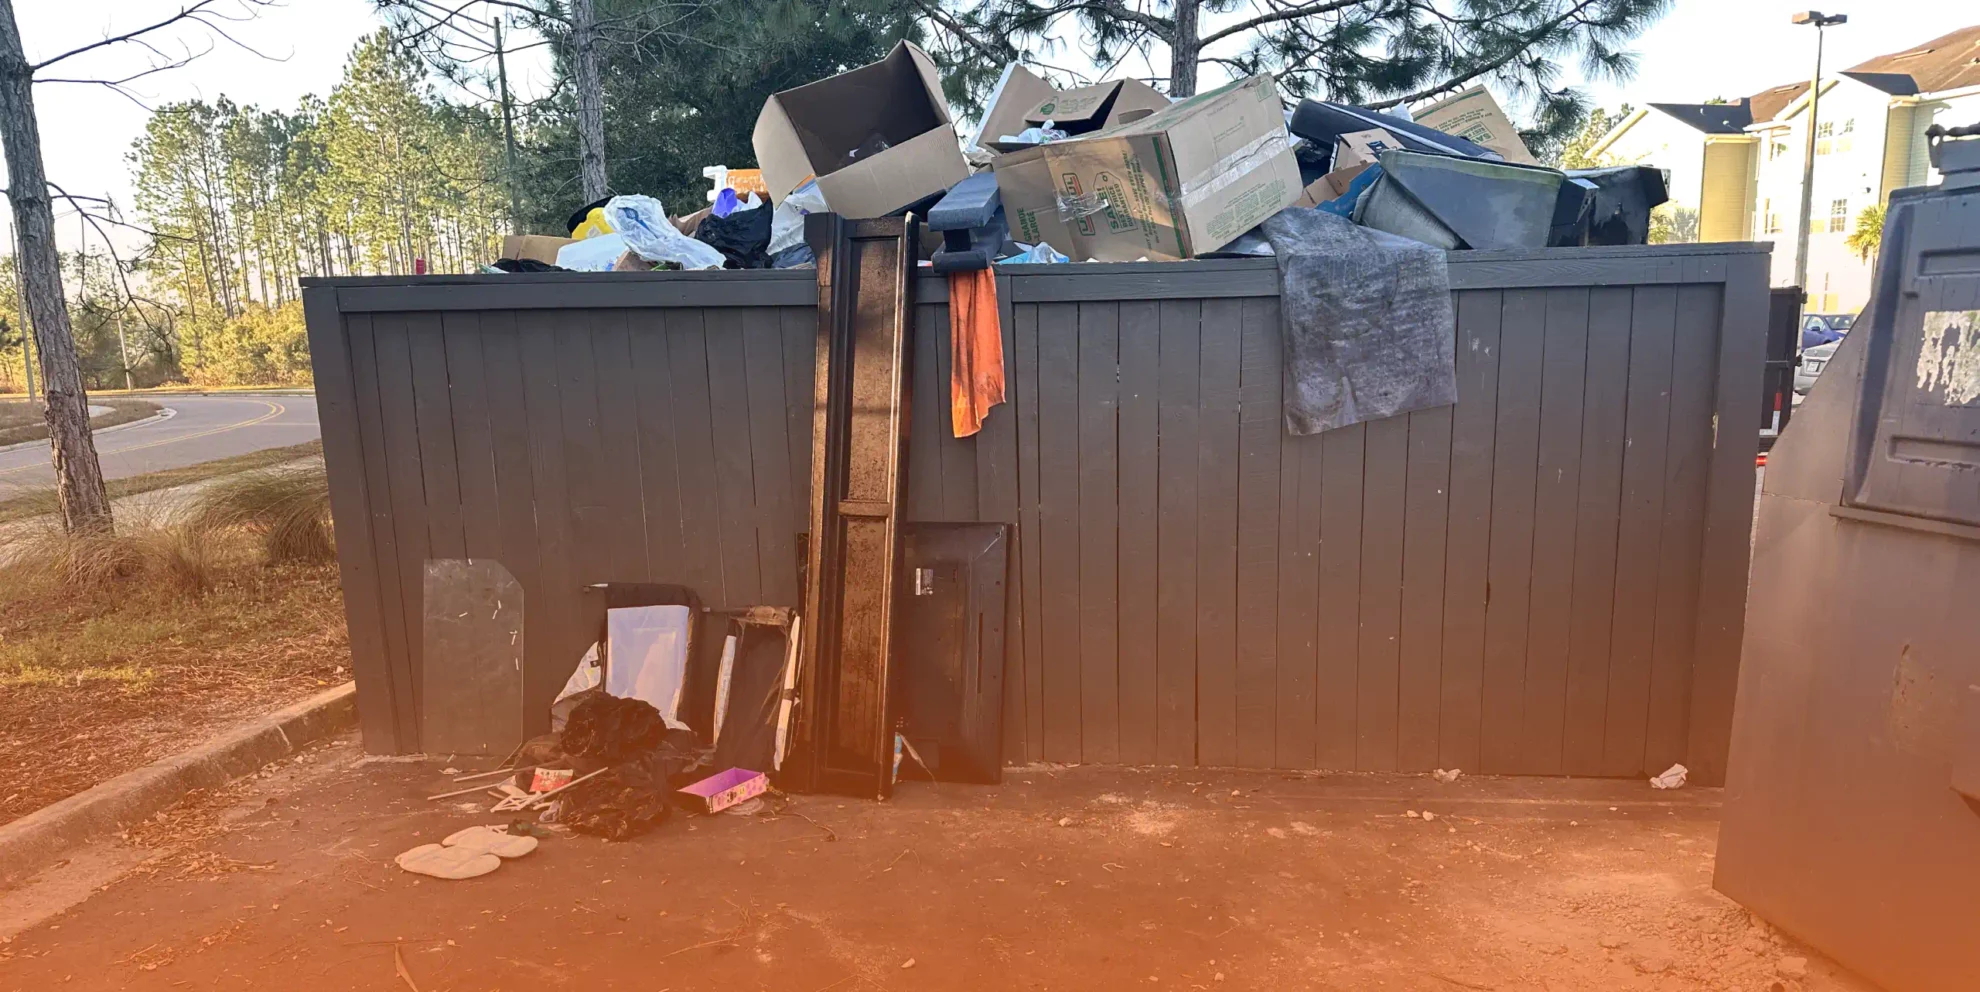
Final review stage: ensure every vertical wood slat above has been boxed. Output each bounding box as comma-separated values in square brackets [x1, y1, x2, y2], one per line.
[975, 275, 1027, 764]
[475, 315, 545, 730]
[1156, 299, 1202, 766]
[589, 312, 652, 582]
[1035, 303, 1083, 762]
[303, 293, 401, 750]
[629, 313, 687, 587]
[1396, 406, 1452, 771]
[1276, 428, 1324, 769]
[1195, 299, 1243, 767]
[1115, 300, 1162, 764]
[1440, 290, 1504, 772]
[1479, 290, 1546, 773]
[439, 314, 501, 559]
[1560, 287, 1634, 775]
[368, 317, 434, 745]
[1233, 297, 1282, 769]
[516, 313, 582, 716]
[741, 309, 800, 605]
[665, 311, 727, 606]
[1315, 424, 1365, 769]
[1644, 284, 1723, 772]
[1687, 257, 1768, 786]
[1356, 415, 1409, 771]
[554, 316, 614, 583]
[906, 304, 947, 523]
[704, 309, 765, 607]
[1521, 288, 1591, 774]
[1014, 303, 1047, 763]
[405, 313, 465, 560]
[1077, 302, 1122, 763]
[1604, 287, 1679, 776]
[782, 308, 815, 540]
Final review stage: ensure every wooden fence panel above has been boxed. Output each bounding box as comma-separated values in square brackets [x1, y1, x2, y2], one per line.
[306, 245, 1762, 781]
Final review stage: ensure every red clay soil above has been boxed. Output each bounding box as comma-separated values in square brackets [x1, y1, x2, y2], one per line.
[0, 737, 1875, 992]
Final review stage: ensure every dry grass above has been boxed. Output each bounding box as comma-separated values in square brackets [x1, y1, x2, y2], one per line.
[0, 468, 348, 825]
[0, 397, 161, 447]
[185, 463, 334, 563]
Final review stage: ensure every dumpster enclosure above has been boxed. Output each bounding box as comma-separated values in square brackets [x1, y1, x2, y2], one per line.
[302, 242, 1768, 781]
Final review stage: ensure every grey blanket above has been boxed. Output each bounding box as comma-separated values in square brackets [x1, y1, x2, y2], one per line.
[1261, 208, 1457, 435]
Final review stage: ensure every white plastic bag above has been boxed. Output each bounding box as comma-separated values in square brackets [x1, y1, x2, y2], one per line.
[556, 232, 632, 271]
[768, 180, 830, 257]
[1649, 763, 1688, 789]
[604, 194, 725, 270]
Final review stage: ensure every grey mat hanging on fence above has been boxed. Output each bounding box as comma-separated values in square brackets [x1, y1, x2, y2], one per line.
[1261, 208, 1457, 435]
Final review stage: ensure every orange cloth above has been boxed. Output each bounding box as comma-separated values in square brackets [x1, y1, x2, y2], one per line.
[947, 268, 1006, 438]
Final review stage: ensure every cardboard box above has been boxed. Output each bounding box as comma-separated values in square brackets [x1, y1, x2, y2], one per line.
[752, 40, 967, 219]
[993, 75, 1300, 262]
[1335, 128, 1405, 171]
[501, 234, 575, 264]
[979, 75, 1170, 152]
[678, 767, 768, 814]
[1412, 85, 1536, 164]
[1296, 162, 1371, 208]
[968, 63, 1059, 153]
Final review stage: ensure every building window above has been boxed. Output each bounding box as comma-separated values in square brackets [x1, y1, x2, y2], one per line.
[1830, 198, 1849, 233]
[1817, 121, 1834, 138]
[1764, 198, 1782, 235]
[1770, 141, 1789, 160]
[1842, 117, 1855, 134]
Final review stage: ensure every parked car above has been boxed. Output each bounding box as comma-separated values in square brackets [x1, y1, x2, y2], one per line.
[1801, 313, 1854, 349]
[1795, 337, 1841, 394]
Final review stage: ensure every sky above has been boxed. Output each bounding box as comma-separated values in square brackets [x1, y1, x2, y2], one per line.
[2, 0, 1975, 258]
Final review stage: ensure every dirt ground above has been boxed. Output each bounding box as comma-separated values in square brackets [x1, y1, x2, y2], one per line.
[0, 560, 347, 825]
[0, 736, 1875, 992]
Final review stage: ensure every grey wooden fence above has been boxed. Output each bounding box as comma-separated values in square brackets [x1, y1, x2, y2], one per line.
[303, 242, 1767, 782]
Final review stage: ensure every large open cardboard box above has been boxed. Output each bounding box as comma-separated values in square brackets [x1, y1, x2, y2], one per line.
[993, 75, 1299, 262]
[752, 41, 967, 219]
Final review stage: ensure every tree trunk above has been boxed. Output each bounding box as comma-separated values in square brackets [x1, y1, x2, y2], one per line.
[1169, 0, 1200, 97]
[571, 0, 608, 202]
[0, 0, 114, 533]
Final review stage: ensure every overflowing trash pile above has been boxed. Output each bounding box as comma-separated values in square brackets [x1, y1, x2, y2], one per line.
[489, 42, 1669, 277]
[412, 591, 797, 863]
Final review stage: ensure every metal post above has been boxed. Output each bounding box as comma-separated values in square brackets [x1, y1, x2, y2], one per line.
[1791, 13, 1845, 295]
[115, 311, 131, 390]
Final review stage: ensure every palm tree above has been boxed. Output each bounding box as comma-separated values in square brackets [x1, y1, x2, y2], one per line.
[1845, 203, 1886, 262]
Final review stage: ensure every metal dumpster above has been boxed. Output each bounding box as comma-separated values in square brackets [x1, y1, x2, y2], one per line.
[1716, 132, 1980, 990]
[302, 242, 1769, 780]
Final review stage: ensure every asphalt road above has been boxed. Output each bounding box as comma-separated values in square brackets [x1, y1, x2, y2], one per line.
[0, 394, 320, 499]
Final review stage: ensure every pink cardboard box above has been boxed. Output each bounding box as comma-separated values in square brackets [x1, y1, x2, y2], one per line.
[679, 767, 767, 814]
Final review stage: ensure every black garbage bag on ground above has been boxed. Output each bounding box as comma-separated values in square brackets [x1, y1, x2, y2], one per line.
[562, 728, 703, 841]
[561, 692, 671, 765]
[694, 203, 772, 269]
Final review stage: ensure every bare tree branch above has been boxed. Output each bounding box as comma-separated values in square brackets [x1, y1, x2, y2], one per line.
[29, 0, 283, 72]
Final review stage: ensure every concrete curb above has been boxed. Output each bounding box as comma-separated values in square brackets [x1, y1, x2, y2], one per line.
[0, 407, 177, 456]
[0, 682, 358, 888]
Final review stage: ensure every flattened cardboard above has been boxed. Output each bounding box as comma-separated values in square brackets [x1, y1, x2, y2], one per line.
[1413, 85, 1536, 164]
[992, 75, 1298, 262]
[752, 41, 966, 218]
[500, 234, 575, 263]
[1336, 128, 1404, 171]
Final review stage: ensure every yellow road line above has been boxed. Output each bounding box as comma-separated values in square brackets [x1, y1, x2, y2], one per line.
[0, 399, 286, 478]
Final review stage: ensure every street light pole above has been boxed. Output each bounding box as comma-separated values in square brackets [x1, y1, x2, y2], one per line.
[1791, 11, 1847, 297]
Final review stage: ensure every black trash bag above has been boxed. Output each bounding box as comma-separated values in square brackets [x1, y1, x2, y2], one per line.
[561, 728, 704, 841]
[694, 203, 772, 269]
[491, 257, 567, 273]
[561, 692, 671, 765]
